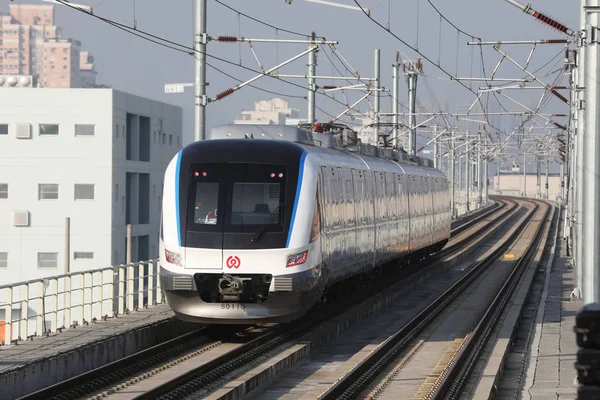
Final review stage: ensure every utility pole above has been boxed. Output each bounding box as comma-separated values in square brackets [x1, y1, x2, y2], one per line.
[373, 48, 381, 145]
[392, 53, 400, 149]
[195, 0, 207, 141]
[583, 0, 600, 304]
[403, 58, 423, 155]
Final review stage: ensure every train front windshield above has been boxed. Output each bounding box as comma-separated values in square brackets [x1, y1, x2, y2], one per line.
[186, 162, 290, 248]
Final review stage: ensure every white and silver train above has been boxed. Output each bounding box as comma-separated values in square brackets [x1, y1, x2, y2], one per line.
[159, 124, 451, 324]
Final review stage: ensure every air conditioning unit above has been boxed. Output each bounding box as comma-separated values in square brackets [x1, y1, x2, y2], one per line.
[0, 75, 35, 88]
[13, 211, 30, 227]
[15, 123, 31, 139]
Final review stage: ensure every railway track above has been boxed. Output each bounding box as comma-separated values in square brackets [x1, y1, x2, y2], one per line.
[19, 199, 510, 400]
[318, 198, 553, 400]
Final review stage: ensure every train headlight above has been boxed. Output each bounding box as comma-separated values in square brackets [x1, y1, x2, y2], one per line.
[165, 249, 182, 266]
[287, 250, 308, 267]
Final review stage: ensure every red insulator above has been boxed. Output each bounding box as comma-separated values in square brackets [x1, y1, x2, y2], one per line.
[549, 88, 569, 104]
[215, 88, 235, 100]
[545, 39, 569, 44]
[533, 11, 569, 34]
[217, 36, 238, 42]
[553, 122, 567, 131]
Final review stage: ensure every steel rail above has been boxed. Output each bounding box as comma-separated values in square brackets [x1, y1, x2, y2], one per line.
[17, 326, 249, 400]
[18, 200, 506, 400]
[319, 199, 539, 399]
[132, 202, 512, 400]
[430, 201, 552, 399]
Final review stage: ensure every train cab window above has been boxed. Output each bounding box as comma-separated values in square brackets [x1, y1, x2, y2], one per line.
[231, 182, 282, 226]
[193, 182, 219, 225]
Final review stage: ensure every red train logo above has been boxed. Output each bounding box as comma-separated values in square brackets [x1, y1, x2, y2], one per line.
[226, 256, 241, 269]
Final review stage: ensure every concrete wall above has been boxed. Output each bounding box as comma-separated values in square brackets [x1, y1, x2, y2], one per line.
[0, 88, 182, 284]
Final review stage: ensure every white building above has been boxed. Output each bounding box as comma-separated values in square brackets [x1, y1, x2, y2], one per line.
[0, 85, 182, 283]
[234, 98, 307, 126]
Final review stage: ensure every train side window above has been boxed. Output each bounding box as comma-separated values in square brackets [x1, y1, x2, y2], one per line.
[310, 189, 321, 242]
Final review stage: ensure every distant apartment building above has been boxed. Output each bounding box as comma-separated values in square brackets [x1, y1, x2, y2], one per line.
[0, 4, 100, 88]
[234, 98, 308, 126]
[0, 85, 183, 283]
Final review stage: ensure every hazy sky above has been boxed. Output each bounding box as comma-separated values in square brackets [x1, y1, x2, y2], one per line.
[7, 0, 579, 148]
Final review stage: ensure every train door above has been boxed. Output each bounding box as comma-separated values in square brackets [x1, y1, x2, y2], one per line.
[320, 166, 334, 270]
[366, 171, 377, 268]
[328, 167, 343, 268]
[385, 172, 397, 260]
[342, 168, 356, 268]
[352, 169, 369, 270]
[375, 171, 387, 265]
[337, 167, 348, 268]
[404, 174, 411, 252]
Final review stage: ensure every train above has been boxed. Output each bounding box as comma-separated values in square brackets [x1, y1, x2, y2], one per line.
[159, 124, 451, 324]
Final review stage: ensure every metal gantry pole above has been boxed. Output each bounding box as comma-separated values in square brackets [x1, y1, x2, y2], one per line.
[433, 124, 439, 168]
[484, 153, 489, 205]
[308, 33, 317, 125]
[477, 132, 482, 207]
[545, 157, 549, 199]
[450, 130, 456, 217]
[583, 0, 600, 304]
[194, 0, 207, 141]
[374, 49, 381, 145]
[466, 131, 471, 211]
[392, 55, 400, 149]
[535, 158, 542, 199]
[523, 152, 527, 197]
[576, 0, 587, 292]
[407, 73, 417, 155]
[560, 161, 565, 203]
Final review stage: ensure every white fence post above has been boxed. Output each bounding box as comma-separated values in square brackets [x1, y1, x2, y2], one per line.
[1, 259, 165, 346]
[126, 263, 134, 312]
[4, 287, 13, 344]
[138, 262, 144, 309]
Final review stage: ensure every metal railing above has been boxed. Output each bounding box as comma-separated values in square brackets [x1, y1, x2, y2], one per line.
[0, 260, 163, 346]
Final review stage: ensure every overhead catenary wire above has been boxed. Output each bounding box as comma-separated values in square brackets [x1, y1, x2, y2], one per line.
[53, 0, 371, 121]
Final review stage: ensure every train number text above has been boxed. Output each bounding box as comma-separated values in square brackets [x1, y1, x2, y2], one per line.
[221, 303, 246, 310]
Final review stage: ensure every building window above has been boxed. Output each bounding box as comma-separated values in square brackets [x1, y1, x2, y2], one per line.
[40, 123, 59, 135]
[38, 252, 58, 268]
[75, 124, 95, 136]
[74, 184, 94, 200]
[0, 184, 7, 199]
[74, 252, 93, 260]
[0, 124, 7, 135]
[0, 253, 7, 268]
[169, 134, 173, 146]
[39, 183, 59, 199]
[115, 124, 119, 138]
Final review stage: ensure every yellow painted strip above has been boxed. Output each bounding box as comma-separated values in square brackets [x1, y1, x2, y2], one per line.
[504, 253, 516, 259]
